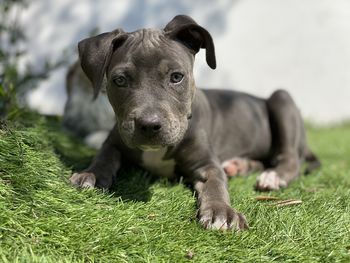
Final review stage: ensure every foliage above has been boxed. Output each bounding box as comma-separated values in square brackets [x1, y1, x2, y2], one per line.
[0, 0, 67, 118]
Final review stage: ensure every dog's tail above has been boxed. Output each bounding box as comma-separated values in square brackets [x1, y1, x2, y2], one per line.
[303, 147, 321, 174]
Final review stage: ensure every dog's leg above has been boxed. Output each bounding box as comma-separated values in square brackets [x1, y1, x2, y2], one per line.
[193, 162, 248, 230]
[69, 130, 121, 189]
[256, 90, 304, 191]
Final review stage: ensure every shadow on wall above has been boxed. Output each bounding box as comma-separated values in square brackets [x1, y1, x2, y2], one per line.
[117, 0, 235, 33]
[24, 0, 237, 115]
[32, 0, 237, 54]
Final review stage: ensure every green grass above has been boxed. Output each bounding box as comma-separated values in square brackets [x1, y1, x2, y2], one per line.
[1, 111, 350, 262]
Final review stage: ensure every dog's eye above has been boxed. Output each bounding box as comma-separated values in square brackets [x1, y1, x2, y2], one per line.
[113, 76, 128, 87]
[170, 72, 184, 84]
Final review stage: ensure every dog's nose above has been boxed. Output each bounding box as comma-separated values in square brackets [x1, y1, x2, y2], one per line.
[136, 115, 162, 136]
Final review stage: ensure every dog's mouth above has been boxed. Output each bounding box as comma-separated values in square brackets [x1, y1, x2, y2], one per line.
[122, 131, 183, 150]
[118, 117, 188, 150]
[137, 145, 163, 151]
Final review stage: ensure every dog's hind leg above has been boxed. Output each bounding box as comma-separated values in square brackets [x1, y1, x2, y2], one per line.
[303, 147, 321, 174]
[256, 89, 306, 191]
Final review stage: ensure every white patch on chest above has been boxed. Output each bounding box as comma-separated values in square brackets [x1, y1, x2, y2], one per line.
[141, 148, 176, 178]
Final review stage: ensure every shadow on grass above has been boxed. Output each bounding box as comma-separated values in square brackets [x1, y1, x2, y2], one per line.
[110, 162, 187, 203]
[45, 115, 184, 203]
[47, 122, 155, 202]
[45, 116, 96, 171]
[109, 166, 156, 202]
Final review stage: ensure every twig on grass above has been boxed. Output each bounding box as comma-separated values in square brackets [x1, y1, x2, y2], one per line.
[255, 195, 279, 201]
[255, 196, 303, 207]
[268, 199, 303, 207]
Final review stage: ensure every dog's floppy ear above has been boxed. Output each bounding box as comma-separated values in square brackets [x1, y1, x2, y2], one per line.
[78, 29, 126, 98]
[164, 15, 216, 69]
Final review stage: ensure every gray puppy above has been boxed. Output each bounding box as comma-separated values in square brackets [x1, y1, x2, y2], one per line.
[66, 15, 320, 230]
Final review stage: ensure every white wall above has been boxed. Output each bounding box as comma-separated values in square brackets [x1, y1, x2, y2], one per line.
[16, 0, 350, 124]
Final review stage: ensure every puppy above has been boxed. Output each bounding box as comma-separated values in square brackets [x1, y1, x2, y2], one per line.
[65, 15, 320, 230]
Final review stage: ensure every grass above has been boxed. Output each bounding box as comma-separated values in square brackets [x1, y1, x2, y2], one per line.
[0, 110, 350, 262]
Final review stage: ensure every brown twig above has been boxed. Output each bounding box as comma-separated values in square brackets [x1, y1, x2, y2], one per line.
[269, 199, 303, 207]
[255, 195, 279, 201]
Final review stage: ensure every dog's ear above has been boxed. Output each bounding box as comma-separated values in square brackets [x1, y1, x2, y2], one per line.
[164, 15, 216, 69]
[78, 29, 127, 98]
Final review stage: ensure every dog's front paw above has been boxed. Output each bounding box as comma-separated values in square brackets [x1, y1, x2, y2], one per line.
[69, 172, 96, 188]
[197, 202, 248, 231]
[255, 170, 287, 191]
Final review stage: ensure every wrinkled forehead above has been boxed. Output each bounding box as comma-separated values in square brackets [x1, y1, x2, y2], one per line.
[109, 28, 193, 71]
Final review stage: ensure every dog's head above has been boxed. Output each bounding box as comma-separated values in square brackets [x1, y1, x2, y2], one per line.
[78, 15, 216, 150]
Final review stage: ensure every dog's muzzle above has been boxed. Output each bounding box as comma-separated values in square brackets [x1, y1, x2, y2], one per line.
[119, 112, 188, 150]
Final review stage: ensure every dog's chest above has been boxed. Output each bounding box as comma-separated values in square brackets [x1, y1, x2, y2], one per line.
[141, 148, 176, 178]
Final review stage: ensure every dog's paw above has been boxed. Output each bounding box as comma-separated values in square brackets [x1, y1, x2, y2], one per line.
[222, 158, 263, 177]
[197, 202, 248, 231]
[255, 170, 287, 191]
[69, 172, 96, 188]
[222, 158, 248, 177]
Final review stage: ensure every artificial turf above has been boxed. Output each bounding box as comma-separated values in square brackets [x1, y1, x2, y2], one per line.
[0, 111, 349, 262]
